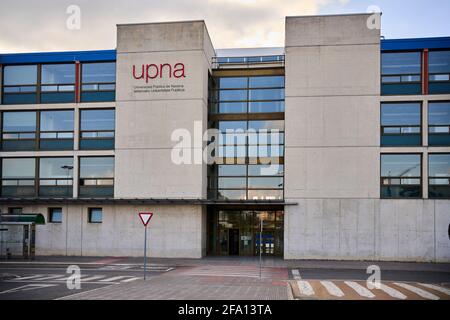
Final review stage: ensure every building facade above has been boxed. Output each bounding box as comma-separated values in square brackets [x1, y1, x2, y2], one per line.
[0, 14, 449, 261]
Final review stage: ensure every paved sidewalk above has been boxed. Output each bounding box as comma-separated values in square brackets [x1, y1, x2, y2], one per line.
[59, 269, 289, 300]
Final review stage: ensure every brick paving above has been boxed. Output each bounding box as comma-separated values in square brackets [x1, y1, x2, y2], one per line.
[59, 266, 290, 300]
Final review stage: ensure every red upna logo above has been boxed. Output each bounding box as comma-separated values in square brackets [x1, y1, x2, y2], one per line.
[132, 63, 186, 83]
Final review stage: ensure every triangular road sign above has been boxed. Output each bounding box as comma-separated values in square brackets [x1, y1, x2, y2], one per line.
[139, 212, 153, 226]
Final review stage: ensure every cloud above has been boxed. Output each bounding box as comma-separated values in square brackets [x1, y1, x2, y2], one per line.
[0, 0, 350, 53]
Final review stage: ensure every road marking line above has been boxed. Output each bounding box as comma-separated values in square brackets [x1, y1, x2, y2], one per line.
[320, 281, 345, 297]
[379, 284, 407, 300]
[80, 275, 106, 282]
[292, 269, 302, 280]
[0, 284, 57, 294]
[99, 276, 132, 282]
[13, 274, 44, 281]
[32, 275, 66, 281]
[344, 281, 375, 298]
[418, 283, 450, 296]
[121, 277, 140, 283]
[394, 283, 439, 300]
[297, 280, 315, 296]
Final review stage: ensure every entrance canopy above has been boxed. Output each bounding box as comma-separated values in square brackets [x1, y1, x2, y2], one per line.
[0, 214, 45, 225]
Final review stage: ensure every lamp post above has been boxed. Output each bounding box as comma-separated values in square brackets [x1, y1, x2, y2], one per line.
[61, 165, 73, 197]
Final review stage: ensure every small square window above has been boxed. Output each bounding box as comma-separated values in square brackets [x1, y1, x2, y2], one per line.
[88, 208, 102, 223]
[49, 208, 62, 223]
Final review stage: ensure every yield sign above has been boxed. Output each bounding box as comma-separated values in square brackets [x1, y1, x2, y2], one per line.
[139, 212, 153, 227]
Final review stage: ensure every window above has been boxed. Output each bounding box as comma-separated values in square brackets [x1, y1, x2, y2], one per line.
[80, 109, 115, 150]
[429, 154, 450, 199]
[1, 158, 36, 197]
[381, 102, 421, 146]
[8, 207, 23, 214]
[210, 75, 285, 114]
[381, 154, 421, 198]
[381, 52, 422, 95]
[39, 158, 73, 197]
[88, 208, 102, 223]
[81, 62, 116, 102]
[208, 164, 284, 200]
[48, 208, 63, 223]
[2, 65, 38, 104]
[79, 157, 114, 197]
[40, 64, 75, 103]
[429, 51, 450, 94]
[428, 101, 450, 146]
[2, 111, 37, 150]
[40, 110, 74, 150]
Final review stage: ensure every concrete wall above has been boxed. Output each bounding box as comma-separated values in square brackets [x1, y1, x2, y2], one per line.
[283, 14, 450, 262]
[115, 21, 214, 199]
[0, 204, 205, 258]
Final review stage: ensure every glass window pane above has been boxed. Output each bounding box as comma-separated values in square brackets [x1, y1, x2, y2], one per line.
[40, 110, 74, 132]
[80, 157, 114, 178]
[218, 165, 246, 176]
[248, 189, 282, 200]
[429, 51, 450, 74]
[39, 158, 73, 178]
[249, 101, 284, 113]
[248, 120, 284, 131]
[219, 102, 247, 113]
[248, 177, 283, 188]
[429, 74, 450, 81]
[429, 154, 450, 178]
[219, 77, 247, 89]
[80, 109, 115, 131]
[2, 158, 35, 179]
[82, 62, 116, 83]
[249, 76, 284, 88]
[219, 121, 247, 132]
[219, 90, 247, 101]
[217, 189, 246, 200]
[381, 103, 421, 126]
[429, 102, 450, 125]
[50, 208, 63, 223]
[89, 208, 102, 223]
[248, 164, 284, 176]
[3, 65, 37, 85]
[3, 112, 36, 132]
[249, 89, 284, 100]
[218, 177, 246, 189]
[381, 52, 421, 75]
[381, 154, 421, 177]
[41, 64, 75, 84]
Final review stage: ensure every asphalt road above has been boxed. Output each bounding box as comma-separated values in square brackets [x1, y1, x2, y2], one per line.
[0, 263, 169, 300]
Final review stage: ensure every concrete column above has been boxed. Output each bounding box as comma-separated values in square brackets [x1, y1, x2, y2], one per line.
[72, 154, 79, 198]
[423, 150, 428, 199]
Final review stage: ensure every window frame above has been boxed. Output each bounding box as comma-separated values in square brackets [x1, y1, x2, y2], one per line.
[88, 207, 103, 223]
[48, 207, 63, 223]
[428, 153, 450, 199]
[380, 153, 423, 199]
[428, 100, 450, 146]
[78, 156, 114, 198]
[79, 108, 115, 150]
[380, 101, 422, 147]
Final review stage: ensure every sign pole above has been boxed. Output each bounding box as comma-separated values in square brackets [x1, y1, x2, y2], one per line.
[144, 225, 147, 280]
[259, 217, 262, 279]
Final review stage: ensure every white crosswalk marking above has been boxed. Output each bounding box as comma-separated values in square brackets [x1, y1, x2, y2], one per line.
[394, 283, 440, 300]
[379, 284, 407, 300]
[79, 275, 106, 282]
[419, 283, 450, 296]
[33, 275, 66, 281]
[99, 276, 128, 282]
[14, 275, 45, 281]
[344, 281, 375, 298]
[320, 281, 345, 297]
[121, 277, 140, 283]
[297, 280, 315, 296]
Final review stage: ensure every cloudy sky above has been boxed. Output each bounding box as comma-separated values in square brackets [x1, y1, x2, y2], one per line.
[0, 0, 449, 53]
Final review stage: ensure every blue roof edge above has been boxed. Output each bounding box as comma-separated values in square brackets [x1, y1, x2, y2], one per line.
[381, 37, 450, 51]
[0, 49, 116, 64]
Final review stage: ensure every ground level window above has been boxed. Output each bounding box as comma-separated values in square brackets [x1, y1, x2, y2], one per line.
[8, 207, 23, 214]
[88, 208, 102, 223]
[48, 208, 63, 223]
